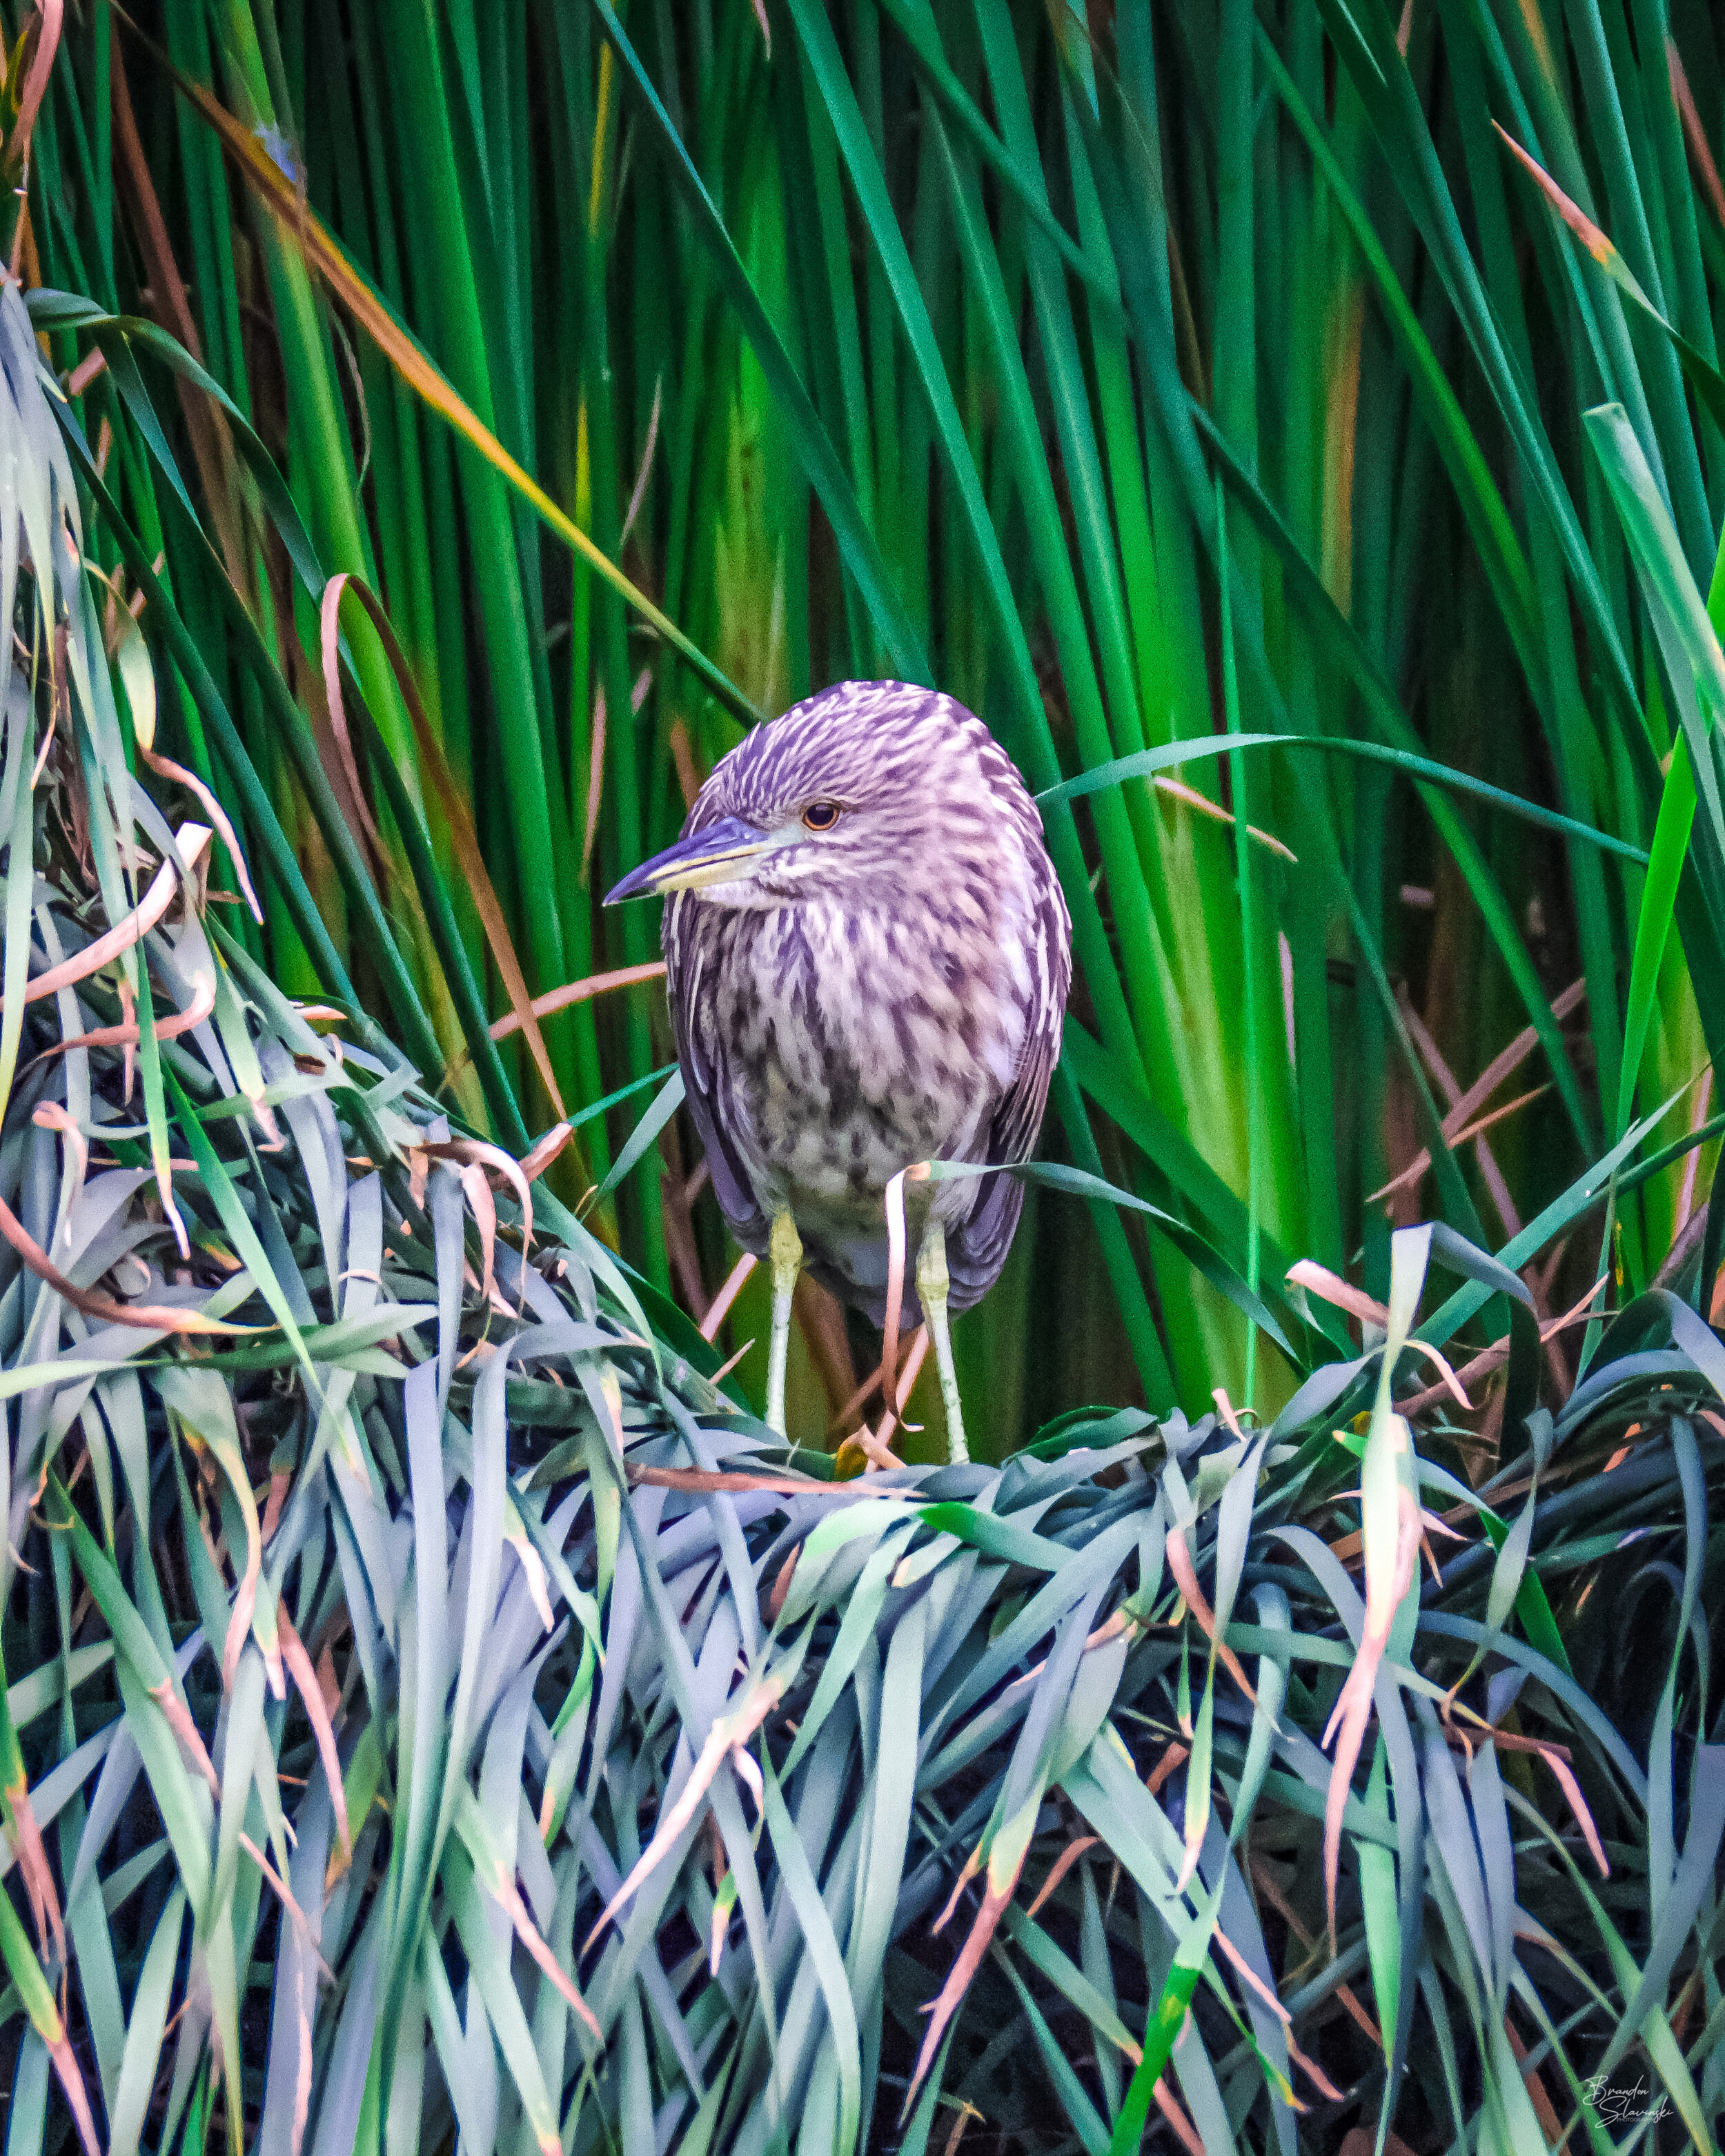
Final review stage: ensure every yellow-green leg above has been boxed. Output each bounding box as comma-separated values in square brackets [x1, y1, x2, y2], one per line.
[766, 1209, 802, 1438]
[916, 1218, 968, 1465]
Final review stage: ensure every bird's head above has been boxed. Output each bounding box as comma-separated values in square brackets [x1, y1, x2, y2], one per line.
[604, 682, 1038, 915]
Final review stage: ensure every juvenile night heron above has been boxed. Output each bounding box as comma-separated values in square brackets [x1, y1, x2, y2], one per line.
[605, 682, 1072, 1460]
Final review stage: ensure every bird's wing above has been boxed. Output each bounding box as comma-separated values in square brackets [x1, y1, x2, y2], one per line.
[681, 1064, 769, 1255]
[665, 897, 770, 1255]
[944, 867, 1072, 1311]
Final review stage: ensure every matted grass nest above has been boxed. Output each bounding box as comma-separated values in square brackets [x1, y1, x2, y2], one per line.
[2, 279, 1724, 2155]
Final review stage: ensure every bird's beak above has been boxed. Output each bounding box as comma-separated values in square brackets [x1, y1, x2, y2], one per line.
[603, 816, 774, 904]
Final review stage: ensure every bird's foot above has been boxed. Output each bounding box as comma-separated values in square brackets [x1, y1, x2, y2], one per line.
[917, 1220, 969, 1465]
[766, 1209, 802, 1438]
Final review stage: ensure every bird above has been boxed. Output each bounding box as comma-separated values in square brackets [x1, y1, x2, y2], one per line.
[605, 681, 1072, 1461]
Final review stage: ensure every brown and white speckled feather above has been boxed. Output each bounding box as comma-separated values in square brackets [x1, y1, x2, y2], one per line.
[662, 682, 1071, 1327]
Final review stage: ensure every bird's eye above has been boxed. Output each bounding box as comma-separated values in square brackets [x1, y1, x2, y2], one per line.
[801, 801, 842, 832]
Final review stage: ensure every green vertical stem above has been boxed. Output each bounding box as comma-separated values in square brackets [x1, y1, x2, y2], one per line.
[1218, 481, 1263, 1410]
[382, 0, 577, 1110]
[585, 37, 669, 1292]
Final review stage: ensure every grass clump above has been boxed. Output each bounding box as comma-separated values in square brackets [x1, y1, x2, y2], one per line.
[7, 1, 1725, 2150]
[1, 268, 1723, 2148]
